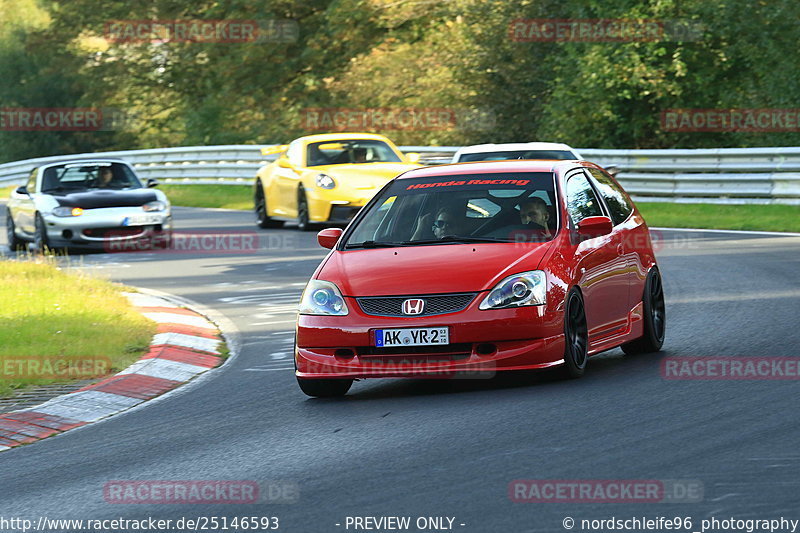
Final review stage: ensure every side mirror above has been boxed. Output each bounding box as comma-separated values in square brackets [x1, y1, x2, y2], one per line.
[317, 227, 343, 249]
[405, 152, 421, 163]
[577, 216, 613, 238]
[146, 178, 159, 188]
[14, 185, 29, 195]
[277, 158, 293, 169]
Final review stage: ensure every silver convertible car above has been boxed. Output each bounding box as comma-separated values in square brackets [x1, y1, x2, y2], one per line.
[6, 159, 172, 251]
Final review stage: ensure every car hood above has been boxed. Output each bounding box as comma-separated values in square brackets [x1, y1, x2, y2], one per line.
[314, 163, 420, 186]
[52, 189, 158, 209]
[319, 241, 555, 296]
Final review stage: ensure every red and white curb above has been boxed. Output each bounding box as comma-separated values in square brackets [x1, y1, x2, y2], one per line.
[0, 292, 226, 452]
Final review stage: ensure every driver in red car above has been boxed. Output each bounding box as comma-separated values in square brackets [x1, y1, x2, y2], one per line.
[411, 206, 463, 240]
[519, 198, 549, 229]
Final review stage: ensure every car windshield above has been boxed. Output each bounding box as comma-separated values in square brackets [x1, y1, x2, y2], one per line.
[344, 172, 558, 248]
[458, 150, 576, 162]
[306, 140, 402, 167]
[40, 162, 142, 193]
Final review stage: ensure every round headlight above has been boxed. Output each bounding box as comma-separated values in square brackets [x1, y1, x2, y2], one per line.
[479, 270, 547, 310]
[315, 174, 336, 189]
[512, 280, 529, 298]
[313, 289, 330, 306]
[299, 280, 349, 316]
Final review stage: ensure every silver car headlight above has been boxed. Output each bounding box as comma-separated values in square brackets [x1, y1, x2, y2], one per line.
[299, 280, 348, 316]
[142, 201, 166, 212]
[315, 174, 336, 189]
[479, 270, 547, 310]
[52, 206, 83, 217]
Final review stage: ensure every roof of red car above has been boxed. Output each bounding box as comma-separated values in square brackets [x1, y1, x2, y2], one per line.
[395, 159, 593, 179]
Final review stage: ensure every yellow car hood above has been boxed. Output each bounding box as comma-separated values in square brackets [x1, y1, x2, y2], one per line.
[314, 162, 420, 196]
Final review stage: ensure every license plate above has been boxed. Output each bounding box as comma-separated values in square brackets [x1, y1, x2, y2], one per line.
[374, 327, 449, 347]
[122, 214, 162, 226]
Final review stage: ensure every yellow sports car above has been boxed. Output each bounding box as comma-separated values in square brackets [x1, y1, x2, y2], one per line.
[254, 133, 421, 230]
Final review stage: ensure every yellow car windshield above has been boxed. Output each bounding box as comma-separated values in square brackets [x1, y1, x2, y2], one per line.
[306, 140, 402, 167]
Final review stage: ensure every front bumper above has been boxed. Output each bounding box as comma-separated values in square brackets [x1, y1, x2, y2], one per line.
[296, 298, 565, 379]
[326, 205, 363, 224]
[307, 191, 369, 225]
[43, 207, 172, 249]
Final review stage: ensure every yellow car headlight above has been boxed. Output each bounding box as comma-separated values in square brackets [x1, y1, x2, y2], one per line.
[315, 173, 336, 189]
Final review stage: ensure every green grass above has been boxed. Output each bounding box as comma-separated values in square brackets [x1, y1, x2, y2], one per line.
[636, 202, 800, 233]
[159, 185, 800, 233]
[0, 257, 156, 398]
[159, 184, 252, 210]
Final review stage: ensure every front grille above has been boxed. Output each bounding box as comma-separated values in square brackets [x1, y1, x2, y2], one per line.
[358, 355, 470, 365]
[82, 226, 146, 238]
[357, 343, 473, 357]
[357, 293, 476, 317]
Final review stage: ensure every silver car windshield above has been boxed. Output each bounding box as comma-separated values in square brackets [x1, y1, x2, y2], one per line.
[458, 150, 576, 162]
[40, 163, 143, 193]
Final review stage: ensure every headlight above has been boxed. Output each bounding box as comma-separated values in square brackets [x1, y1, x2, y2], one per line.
[52, 206, 83, 217]
[299, 280, 349, 316]
[315, 174, 336, 189]
[479, 270, 547, 310]
[142, 201, 166, 212]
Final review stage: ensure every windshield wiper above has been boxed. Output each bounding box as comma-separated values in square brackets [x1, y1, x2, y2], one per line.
[402, 236, 512, 245]
[344, 240, 406, 249]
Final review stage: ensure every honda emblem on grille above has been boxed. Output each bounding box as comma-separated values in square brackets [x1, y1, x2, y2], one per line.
[402, 298, 425, 315]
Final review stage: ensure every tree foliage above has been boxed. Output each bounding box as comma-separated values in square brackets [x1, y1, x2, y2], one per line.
[1, 0, 798, 162]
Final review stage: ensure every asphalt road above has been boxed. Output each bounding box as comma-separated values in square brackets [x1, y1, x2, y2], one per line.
[1, 206, 800, 533]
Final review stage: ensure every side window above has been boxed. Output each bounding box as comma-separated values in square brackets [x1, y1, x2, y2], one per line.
[565, 173, 603, 225]
[27, 168, 38, 192]
[587, 168, 633, 226]
[286, 141, 302, 166]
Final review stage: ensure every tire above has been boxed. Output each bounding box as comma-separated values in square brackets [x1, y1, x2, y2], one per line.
[297, 189, 312, 231]
[5, 211, 25, 251]
[560, 289, 589, 378]
[622, 267, 666, 355]
[297, 377, 353, 398]
[254, 182, 283, 229]
[33, 213, 50, 253]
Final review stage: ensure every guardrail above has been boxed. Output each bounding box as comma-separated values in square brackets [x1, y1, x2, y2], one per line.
[1, 145, 799, 204]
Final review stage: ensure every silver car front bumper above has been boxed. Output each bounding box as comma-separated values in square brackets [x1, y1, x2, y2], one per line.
[42, 206, 172, 249]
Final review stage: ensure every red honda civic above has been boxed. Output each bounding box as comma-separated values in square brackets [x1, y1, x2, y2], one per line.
[295, 160, 665, 397]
